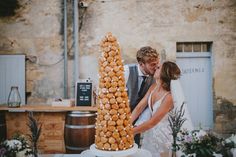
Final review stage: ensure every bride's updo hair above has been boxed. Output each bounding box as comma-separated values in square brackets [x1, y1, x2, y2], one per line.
[160, 61, 181, 91]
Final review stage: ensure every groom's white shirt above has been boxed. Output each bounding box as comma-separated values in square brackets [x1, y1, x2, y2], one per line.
[124, 64, 149, 91]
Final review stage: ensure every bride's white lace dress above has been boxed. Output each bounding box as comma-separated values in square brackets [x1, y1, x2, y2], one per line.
[139, 80, 194, 157]
[141, 91, 172, 157]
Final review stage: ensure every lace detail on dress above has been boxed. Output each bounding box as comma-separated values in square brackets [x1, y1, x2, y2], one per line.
[141, 91, 172, 156]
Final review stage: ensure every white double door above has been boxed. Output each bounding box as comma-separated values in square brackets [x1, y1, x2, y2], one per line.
[176, 52, 213, 129]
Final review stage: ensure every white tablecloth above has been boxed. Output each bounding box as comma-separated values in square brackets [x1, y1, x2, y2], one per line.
[40, 148, 152, 157]
[81, 148, 152, 157]
[40, 155, 82, 157]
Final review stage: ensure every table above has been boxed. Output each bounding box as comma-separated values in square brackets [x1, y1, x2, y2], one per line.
[40, 148, 152, 157]
[0, 105, 97, 153]
[82, 148, 152, 157]
[40, 155, 82, 157]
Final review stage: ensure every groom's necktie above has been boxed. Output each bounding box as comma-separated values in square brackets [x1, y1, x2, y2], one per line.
[138, 76, 147, 97]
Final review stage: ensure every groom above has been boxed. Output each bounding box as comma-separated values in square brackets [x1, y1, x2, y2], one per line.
[124, 46, 160, 146]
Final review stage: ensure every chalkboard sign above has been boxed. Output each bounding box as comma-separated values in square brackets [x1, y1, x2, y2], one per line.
[75, 79, 93, 106]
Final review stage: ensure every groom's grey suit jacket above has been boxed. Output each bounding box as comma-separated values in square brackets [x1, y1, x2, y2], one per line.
[126, 64, 154, 111]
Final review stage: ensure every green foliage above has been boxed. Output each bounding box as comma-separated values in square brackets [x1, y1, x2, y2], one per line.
[178, 130, 222, 157]
[215, 134, 236, 157]
[168, 103, 186, 153]
[168, 103, 235, 157]
[0, 134, 32, 157]
[27, 112, 42, 157]
[0, 112, 42, 157]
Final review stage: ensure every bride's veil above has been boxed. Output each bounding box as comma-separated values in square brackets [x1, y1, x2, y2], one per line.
[170, 79, 194, 131]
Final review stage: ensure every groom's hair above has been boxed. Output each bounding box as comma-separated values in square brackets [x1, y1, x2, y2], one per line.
[136, 46, 159, 63]
[160, 61, 181, 91]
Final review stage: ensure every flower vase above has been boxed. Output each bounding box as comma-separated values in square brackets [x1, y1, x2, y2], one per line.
[7, 86, 21, 107]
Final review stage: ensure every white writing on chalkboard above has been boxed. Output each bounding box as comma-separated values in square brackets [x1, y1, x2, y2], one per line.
[79, 96, 89, 101]
[80, 85, 91, 91]
[76, 81, 92, 106]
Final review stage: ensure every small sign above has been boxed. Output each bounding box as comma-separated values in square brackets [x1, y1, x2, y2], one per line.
[75, 79, 93, 106]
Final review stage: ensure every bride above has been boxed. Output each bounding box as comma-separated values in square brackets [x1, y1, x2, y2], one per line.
[131, 61, 193, 157]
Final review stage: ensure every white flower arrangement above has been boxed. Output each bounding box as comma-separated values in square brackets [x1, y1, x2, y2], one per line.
[0, 134, 33, 157]
[195, 130, 207, 139]
[17, 149, 34, 157]
[217, 134, 236, 157]
[177, 131, 236, 157]
[177, 129, 221, 157]
[0, 112, 41, 157]
[3, 139, 22, 151]
[225, 134, 236, 148]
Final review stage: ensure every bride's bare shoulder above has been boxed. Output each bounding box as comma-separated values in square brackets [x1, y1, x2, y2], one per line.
[163, 93, 174, 106]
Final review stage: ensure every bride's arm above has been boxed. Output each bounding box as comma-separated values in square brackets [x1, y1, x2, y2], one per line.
[131, 84, 155, 124]
[133, 93, 173, 135]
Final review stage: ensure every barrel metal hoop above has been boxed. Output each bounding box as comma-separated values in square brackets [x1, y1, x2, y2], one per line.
[65, 145, 89, 151]
[68, 113, 96, 117]
[65, 124, 95, 129]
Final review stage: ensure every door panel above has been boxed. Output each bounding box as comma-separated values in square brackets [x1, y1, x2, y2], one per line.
[177, 54, 213, 129]
[0, 55, 25, 105]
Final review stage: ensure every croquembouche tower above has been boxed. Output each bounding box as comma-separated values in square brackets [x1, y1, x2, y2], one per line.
[95, 32, 134, 151]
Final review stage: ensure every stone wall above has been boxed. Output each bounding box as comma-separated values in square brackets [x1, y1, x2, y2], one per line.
[77, 0, 236, 135]
[0, 0, 64, 104]
[0, 0, 235, 134]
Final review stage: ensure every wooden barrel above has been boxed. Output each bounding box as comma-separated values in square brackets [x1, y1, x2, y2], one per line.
[65, 111, 96, 153]
[0, 111, 6, 142]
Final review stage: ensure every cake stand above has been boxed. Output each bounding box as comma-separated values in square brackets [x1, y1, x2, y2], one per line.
[81, 143, 138, 157]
